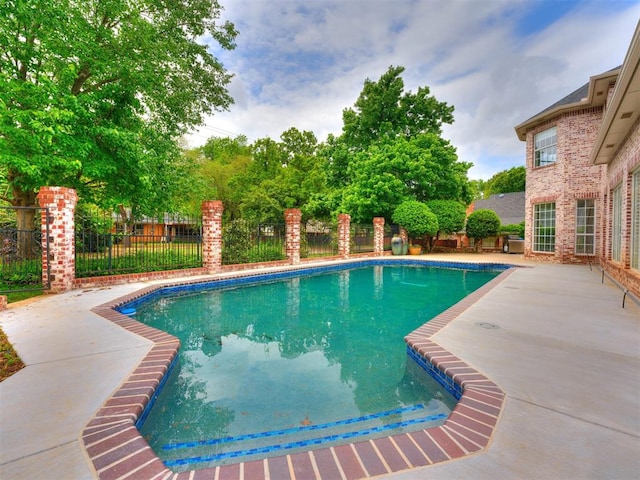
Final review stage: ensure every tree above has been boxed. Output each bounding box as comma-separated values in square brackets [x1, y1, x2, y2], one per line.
[466, 209, 501, 251]
[318, 66, 470, 221]
[391, 200, 438, 246]
[426, 199, 467, 237]
[338, 134, 472, 222]
[484, 166, 525, 197]
[341, 65, 454, 150]
[178, 136, 252, 218]
[1, 0, 237, 219]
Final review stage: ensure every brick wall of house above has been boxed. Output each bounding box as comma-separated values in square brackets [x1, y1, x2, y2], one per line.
[524, 108, 605, 263]
[600, 116, 640, 298]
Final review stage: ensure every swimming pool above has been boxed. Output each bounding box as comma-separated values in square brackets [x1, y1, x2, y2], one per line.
[122, 260, 505, 471]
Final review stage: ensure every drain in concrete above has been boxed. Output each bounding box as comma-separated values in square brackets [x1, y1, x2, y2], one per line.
[475, 322, 500, 329]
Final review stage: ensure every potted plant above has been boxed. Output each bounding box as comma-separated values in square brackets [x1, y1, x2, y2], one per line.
[392, 200, 439, 255]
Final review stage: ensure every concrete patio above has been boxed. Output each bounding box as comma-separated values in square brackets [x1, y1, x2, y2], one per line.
[1, 254, 638, 479]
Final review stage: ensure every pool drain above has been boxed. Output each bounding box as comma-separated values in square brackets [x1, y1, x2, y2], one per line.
[475, 322, 500, 329]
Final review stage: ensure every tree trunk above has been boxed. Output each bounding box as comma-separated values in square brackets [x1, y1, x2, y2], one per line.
[11, 187, 38, 260]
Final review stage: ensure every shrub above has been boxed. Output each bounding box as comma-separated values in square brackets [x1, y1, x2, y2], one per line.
[500, 222, 525, 238]
[392, 200, 438, 245]
[466, 209, 501, 250]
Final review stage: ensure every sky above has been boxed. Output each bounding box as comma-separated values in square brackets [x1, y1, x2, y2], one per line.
[186, 0, 640, 180]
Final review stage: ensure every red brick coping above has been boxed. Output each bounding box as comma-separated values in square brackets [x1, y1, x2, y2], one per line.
[82, 263, 514, 480]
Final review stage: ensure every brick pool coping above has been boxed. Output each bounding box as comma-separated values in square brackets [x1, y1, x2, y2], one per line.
[82, 260, 515, 480]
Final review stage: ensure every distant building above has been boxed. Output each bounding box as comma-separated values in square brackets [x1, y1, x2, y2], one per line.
[472, 192, 525, 226]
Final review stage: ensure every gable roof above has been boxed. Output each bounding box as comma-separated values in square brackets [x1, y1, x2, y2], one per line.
[473, 192, 525, 226]
[514, 66, 621, 141]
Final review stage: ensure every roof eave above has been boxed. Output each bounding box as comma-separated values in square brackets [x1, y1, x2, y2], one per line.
[590, 22, 640, 166]
[514, 69, 620, 142]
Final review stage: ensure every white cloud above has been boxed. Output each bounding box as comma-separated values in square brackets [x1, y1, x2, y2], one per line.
[187, 0, 640, 179]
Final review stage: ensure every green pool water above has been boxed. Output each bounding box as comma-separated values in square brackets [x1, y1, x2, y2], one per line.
[134, 264, 500, 470]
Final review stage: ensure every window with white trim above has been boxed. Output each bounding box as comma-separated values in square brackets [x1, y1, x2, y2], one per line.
[575, 199, 595, 255]
[533, 202, 555, 252]
[612, 185, 622, 262]
[534, 127, 557, 167]
[632, 170, 640, 270]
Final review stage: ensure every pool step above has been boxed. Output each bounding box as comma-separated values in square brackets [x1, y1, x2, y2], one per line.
[161, 402, 450, 470]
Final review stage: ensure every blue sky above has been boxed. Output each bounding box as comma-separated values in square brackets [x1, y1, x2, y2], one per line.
[187, 0, 640, 180]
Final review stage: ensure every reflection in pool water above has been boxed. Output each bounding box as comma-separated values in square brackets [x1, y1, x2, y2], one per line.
[134, 264, 500, 470]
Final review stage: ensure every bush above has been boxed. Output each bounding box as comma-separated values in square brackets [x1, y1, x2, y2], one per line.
[392, 200, 438, 244]
[500, 222, 525, 238]
[466, 209, 501, 249]
[426, 200, 467, 235]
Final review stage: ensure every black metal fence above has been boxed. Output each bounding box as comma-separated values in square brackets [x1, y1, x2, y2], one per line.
[222, 220, 287, 265]
[303, 222, 338, 257]
[75, 210, 202, 277]
[0, 206, 48, 294]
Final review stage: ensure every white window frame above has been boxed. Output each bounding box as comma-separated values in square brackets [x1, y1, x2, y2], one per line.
[612, 185, 622, 262]
[575, 199, 595, 255]
[533, 202, 556, 252]
[632, 170, 640, 270]
[534, 127, 557, 167]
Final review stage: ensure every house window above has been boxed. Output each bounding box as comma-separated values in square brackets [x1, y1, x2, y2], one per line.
[534, 127, 557, 167]
[575, 199, 595, 255]
[533, 202, 555, 252]
[133, 223, 145, 235]
[632, 170, 640, 270]
[612, 185, 622, 262]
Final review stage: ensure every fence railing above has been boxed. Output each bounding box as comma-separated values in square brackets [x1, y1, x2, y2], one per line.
[75, 211, 202, 277]
[351, 224, 375, 253]
[303, 222, 338, 258]
[222, 220, 287, 265]
[0, 206, 48, 293]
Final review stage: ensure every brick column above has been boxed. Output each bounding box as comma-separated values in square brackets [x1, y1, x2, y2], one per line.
[202, 200, 224, 273]
[373, 217, 385, 255]
[37, 186, 78, 292]
[285, 209, 302, 264]
[338, 213, 351, 259]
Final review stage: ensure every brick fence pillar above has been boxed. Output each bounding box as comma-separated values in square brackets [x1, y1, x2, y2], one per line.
[37, 186, 78, 292]
[373, 217, 385, 255]
[285, 209, 302, 264]
[202, 200, 224, 273]
[338, 213, 351, 259]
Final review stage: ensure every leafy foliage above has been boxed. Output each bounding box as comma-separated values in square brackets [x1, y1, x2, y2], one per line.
[1, 0, 237, 215]
[500, 222, 525, 238]
[341, 65, 454, 149]
[484, 166, 525, 197]
[392, 200, 438, 242]
[426, 200, 467, 235]
[466, 209, 501, 243]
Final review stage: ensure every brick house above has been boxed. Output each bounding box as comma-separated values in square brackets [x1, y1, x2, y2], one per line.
[515, 22, 639, 298]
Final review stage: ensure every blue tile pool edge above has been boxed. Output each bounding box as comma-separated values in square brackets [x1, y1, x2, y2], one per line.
[84, 258, 513, 479]
[114, 258, 515, 313]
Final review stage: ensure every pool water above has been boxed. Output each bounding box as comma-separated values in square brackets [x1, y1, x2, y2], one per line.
[134, 264, 500, 470]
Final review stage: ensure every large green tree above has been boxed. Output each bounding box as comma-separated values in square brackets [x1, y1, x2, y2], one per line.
[484, 166, 526, 197]
[341, 65, 454, 151]
[316, 65, 470, 222]
[1, 0, 237, 218]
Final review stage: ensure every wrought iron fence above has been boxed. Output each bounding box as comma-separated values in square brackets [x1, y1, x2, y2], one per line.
[0, 206, 48, 293]
[75, 210, 202, 277]
[222, 220, 286, 265]
[351, 224, 375, 253]
[303, 222, 338, 257]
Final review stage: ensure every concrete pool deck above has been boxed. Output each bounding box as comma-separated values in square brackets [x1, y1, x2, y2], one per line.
[1, 254, 639, 479]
